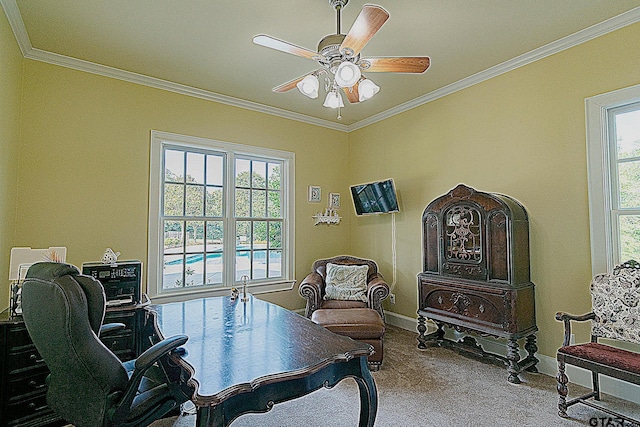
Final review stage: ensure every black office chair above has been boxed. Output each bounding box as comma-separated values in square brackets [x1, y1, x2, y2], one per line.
[21, 262, 192, 427]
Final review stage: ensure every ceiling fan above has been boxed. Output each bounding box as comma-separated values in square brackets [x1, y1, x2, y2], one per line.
[253, 0, 430, 118]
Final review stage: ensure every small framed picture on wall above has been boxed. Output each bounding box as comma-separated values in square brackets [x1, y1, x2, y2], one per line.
[329, 193, 341, 209]
[308, 185, 321, 202]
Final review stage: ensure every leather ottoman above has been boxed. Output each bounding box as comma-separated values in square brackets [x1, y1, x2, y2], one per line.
[311, 308, 385, 371]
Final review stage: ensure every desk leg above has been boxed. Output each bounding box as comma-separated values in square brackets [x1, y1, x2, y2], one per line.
[353, 357, 378, 427]
[196, 406, 224, 427]
[193, 356, 377, 427]
[196, 407, 210, 427]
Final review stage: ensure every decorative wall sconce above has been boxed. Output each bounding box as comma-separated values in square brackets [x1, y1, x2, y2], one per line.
[313, 208, 341, 225]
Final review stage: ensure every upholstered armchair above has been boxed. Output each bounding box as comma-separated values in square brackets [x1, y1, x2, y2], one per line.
[299, 255, 390, 319]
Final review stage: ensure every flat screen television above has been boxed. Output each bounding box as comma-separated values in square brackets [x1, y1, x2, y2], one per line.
[350, 178, 399, 216]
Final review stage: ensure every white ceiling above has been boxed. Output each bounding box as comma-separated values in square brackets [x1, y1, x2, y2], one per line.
[3, 0, 640, 130]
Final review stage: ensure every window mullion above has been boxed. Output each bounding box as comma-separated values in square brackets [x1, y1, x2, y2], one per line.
[225, 153, 236, 286]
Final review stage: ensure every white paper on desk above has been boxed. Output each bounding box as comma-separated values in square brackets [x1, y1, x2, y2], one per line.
[9, 247, 67, 280]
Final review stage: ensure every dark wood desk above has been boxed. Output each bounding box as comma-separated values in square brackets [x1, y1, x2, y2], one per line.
[145, 296, 378, 427]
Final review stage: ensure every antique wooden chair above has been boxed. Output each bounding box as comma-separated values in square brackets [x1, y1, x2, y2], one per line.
[555, 260, 640, 425]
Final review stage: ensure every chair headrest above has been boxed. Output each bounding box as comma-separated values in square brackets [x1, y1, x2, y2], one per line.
[26, 262, 80, 282]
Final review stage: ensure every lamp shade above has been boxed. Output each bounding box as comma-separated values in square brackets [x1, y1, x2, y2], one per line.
[296, 74, 319, 98]
[323, 91, 344, 108]
[334, 61, 361, 88]
[358, 78, 380, 102]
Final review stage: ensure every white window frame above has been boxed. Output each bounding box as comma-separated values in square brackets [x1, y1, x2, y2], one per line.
[148, 130, 295, 302]
[586, 83, 640, 275]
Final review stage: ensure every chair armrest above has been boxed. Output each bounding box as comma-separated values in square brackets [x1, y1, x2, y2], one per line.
[112, 334, 189, 423]
[555, 311, 595, 346]
[299, 272, 324, 318]
[134, 334, 189, 371]
[99, 322, 125, 337]
[367, 274, 390, 319]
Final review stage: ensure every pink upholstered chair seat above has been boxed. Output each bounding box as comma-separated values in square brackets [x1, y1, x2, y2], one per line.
[558, 342, 640, 375]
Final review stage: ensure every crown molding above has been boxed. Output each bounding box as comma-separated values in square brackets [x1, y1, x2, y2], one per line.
[25, 47, 350, 132]
[349, 6, 640, 132]
[2, 0, 639, 133]
[0, 0, 30, 55]
[0, 0, 348, 132]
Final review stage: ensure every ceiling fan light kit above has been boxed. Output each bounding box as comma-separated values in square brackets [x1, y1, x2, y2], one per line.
[358, 78, 380, 102]
[296, 74, 320, 98]
[323, 90, 345, 109]
[334, 61, 361, 87]
[253, 0, 430, 119]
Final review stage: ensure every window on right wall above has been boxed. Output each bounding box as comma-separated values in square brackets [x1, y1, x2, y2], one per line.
[586, 84, 640, 275]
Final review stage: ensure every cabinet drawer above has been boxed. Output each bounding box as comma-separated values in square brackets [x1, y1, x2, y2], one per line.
[103, 309, 138, 361]
[6, 391, 54, 425]
[424, 288, 505, 326]
[102, 333, 134, 354]
[104, 309, 136, 329]
[6, 345, 46, 374]
[7, 323, 35, 349]
[8, 412, 64, 427]
[8, 369, 50, 399]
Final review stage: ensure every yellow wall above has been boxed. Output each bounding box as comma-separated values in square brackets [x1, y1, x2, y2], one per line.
[14, 60, 350, 310]
[0, 11, 23, 309]
[348, 22, 640, 357]
[5, 16, 640, 360]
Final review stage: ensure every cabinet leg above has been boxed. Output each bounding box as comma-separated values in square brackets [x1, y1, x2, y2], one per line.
[524, 334, 539, 373]
[506, 339, 521, 384]
[417, 317, 445, 349]
[434, 322, 445, 342]
[417, 315, 427, 349]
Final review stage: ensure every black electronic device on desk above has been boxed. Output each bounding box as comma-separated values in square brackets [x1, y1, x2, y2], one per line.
[82, 260, 142, 306]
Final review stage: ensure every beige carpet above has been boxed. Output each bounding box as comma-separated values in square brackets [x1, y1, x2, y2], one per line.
[152, 326, 639, 427]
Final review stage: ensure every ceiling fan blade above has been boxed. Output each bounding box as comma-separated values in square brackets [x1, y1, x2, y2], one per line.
[363, 57, 431, 73]
[253, 35, 319, 60]
[272, 75, 306, 93]
[343, 82, 360, 103]
[340, 5, 390, 57]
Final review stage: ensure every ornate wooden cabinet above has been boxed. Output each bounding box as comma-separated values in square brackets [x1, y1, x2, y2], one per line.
[417, 184, 538, 383]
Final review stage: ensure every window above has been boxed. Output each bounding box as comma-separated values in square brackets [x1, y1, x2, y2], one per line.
[148, 131, 295, 300]
[586, 84, 640, 274]
[608, 104, 640, 264]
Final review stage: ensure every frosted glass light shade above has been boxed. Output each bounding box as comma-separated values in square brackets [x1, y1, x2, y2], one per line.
[296, 75, 319, 98]
[334, 61, 361, 88]
[358, 78, 380, 102]
[323, 91, 344, 108]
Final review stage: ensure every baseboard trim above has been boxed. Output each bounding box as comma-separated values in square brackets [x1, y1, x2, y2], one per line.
[384, 311, 640, 405]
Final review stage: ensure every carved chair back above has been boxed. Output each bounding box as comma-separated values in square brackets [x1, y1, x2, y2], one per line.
[590, 260, 640, 344]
